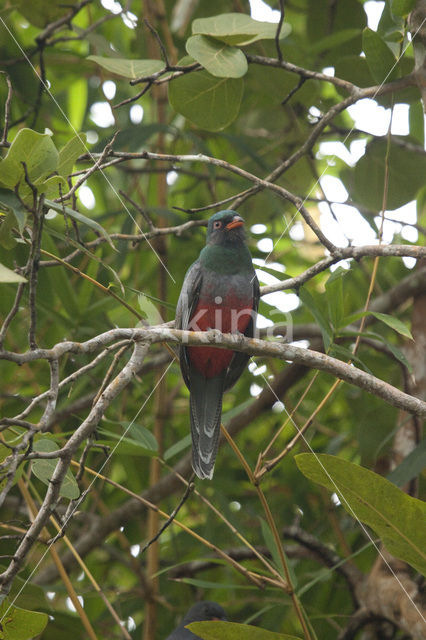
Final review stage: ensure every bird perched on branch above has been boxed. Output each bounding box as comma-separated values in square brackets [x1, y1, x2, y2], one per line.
[176, 210, 259, 479]
[165, 601, 227, 639]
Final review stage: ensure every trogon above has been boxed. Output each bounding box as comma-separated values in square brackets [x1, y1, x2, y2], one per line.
[165, 601, 227, 639]
[176, 210, 259, 479]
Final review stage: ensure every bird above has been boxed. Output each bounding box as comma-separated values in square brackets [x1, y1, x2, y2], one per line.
[165, 601, 227, 639]
[176, 210, 259, 479]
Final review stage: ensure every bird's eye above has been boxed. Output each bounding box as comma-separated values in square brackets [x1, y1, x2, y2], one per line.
[213, 221, 222, 229]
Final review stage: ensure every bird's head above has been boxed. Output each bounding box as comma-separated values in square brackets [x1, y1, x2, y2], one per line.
[182, 601, 227, 624]
[206, 210, 246, 246]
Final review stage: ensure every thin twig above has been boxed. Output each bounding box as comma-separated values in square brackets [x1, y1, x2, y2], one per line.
[141, 479, 194, 554]
[275, 0, 285, 62]
[55, 132, 119, 202]
[0, 71, 13, 147]
[281, 76, 306, 107]
[144, 18, 170, 67]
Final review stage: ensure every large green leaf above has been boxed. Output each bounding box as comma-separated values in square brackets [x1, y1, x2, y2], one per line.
[295, 453, 426, 576]
[87, 56, 164, 80]
[188, 621, 301, 640]
[32, 439, 80, 500]
[362, 28, 398, 84]
[0, 598, 48, 639]
[191, 13, 291, 46]
[349, 139, 426, 210]
[0, 129, 58, 190]
[169, 67, 243, 131]
[186, 35, 248, 78]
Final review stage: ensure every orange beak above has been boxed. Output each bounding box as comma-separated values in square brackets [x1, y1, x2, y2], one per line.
[225, 217, 244, 230]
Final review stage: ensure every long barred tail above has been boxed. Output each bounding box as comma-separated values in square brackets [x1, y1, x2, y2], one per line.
[189, 366, 225, 480]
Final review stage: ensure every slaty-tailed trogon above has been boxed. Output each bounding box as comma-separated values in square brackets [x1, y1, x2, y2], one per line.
[176, 210, 259, 479]
[165, 601, 227, 640]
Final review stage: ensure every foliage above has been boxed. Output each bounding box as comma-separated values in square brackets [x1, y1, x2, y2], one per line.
[0, 1, 425, 639]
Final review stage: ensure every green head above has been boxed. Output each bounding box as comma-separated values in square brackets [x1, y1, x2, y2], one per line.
[206, 210, 246, 246]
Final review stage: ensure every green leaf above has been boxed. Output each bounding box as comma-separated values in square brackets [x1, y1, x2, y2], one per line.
[87, 56, 164, 80]
[308, 28, 360, 54]
[0, 212, 17, 249]
[7, 572, 48, 611]
[192, 13, 291, 46]
[169, 67, 243, 131]
[325, 267, 346, 330]
[138, 294, 163, 325]
[349, 139, 426, 211]
[0, 598, 48, 639]
[260, 518, 283, 575]
[0, 263, 27, 283]
[124, 423, 159, 452]
[298, 287, 333, 350]
[96, 426, 158, 457]
[58, 134, 87, 178]
[67, 78, 88, 132]
[32, 439, 80, 500]
[188, 621, 301, 640]
[338, 327, 413, 373]
[383, 340, 413, 372]
[295, 453, 426, 576]
[362, 28, 398, 84]
[0, 189, 27, 232]
[334, 55, 375, 89]
[0, 129, 58, 191]
[387, 439, 426, 487]
[42, 234, 80, 319]
[38, 174, 68, 200]
[409, 101, 425, 145]
[164, 434, 191, 461]
[369, 311, 413, 339]
[391, 0, 416, 17]
[44, 198, 114, 248]
[186, 35, 248, 78]
[15, 0, 77, 27]
[328, 344, 371, 373]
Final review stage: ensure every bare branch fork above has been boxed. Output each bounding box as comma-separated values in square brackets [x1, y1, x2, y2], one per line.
[0, 340, 150, 594]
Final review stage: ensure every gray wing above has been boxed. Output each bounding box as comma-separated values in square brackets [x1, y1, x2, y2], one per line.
[175, 260, 203, 389]
[224, 270, 260, 391]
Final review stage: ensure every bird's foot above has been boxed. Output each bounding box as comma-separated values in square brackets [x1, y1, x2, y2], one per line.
[206, 328, 222, 343]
